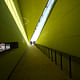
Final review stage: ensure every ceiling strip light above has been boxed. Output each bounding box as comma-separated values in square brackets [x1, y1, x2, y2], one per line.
[30, 0, 55, 44]
[5, 0, 29, 45]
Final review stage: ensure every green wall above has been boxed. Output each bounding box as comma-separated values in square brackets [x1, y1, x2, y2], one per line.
[0, 0, 27, 80]
[37, 0, 80, 57]
[36, 0, 80, 79]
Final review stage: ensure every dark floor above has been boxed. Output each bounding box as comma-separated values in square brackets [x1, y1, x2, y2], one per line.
[9, 46, 71, 80]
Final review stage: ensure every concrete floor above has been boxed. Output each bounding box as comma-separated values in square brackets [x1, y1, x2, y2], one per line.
[9, 46, 70, 80]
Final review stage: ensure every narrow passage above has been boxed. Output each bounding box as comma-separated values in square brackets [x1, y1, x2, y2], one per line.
[9, 46, 70, 80]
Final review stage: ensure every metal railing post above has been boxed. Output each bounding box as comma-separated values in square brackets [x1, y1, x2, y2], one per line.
[51, 49, 53, 62]
[60, 54, 63, 70]
[69, 56, 72, 78]
[48, 48, 50, 59]
[55, 51, 57, 64]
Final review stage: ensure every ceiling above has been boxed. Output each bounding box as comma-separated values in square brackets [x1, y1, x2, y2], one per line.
[17, 0, 48, 41]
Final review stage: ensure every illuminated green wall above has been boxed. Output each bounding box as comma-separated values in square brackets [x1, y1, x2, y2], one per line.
[37, 0, 80, 57]
[0, 0, 27, 80]
[18, 0, 48, 41]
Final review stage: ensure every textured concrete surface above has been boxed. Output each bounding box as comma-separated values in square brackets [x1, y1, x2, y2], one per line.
[9, 46, 70, 80]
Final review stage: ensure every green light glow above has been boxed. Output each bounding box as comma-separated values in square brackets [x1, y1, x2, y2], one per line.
[5, 0, 29, 45]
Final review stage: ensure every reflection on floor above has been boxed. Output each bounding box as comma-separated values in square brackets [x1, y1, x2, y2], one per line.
[9, 46, 70, 80]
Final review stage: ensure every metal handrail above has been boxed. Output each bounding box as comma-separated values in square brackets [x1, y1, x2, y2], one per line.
[35, 44, 80, 79]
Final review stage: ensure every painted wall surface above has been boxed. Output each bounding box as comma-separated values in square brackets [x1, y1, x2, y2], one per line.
[18, 0, 48, 41]
[37, 0, 80, 57]
[0, 0, 27, 80]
